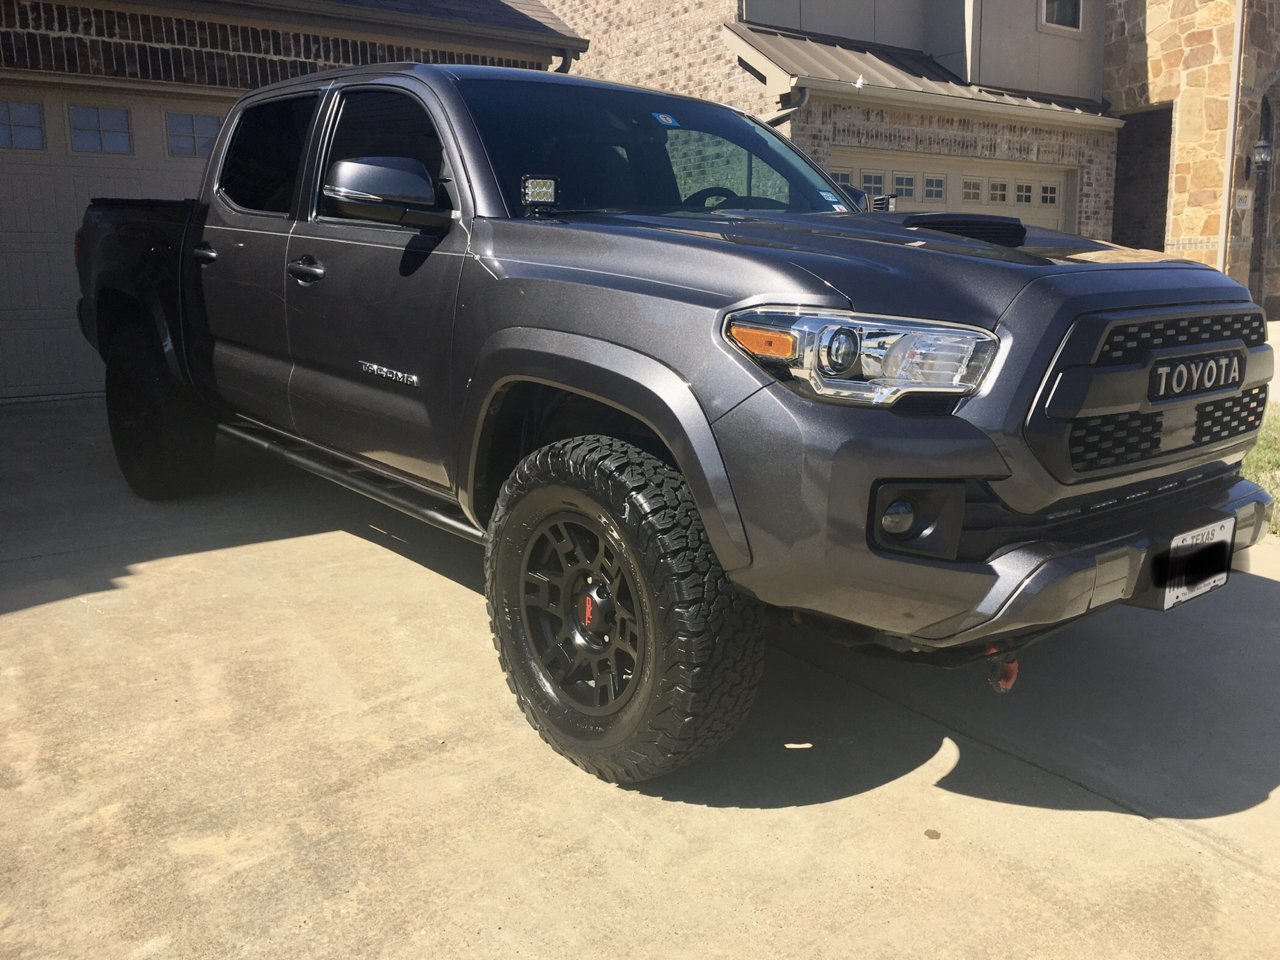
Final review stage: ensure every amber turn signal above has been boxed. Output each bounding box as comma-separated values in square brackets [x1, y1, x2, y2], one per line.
[727, 322, 798, 361]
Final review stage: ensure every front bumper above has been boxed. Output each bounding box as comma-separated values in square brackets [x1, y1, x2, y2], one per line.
[713, 382, 1273, 649]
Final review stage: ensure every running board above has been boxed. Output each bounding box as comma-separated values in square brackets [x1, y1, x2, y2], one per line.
[217, 422, 486, 544]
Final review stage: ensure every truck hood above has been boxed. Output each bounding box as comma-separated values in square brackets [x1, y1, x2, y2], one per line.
[504, 210, 1212, 329]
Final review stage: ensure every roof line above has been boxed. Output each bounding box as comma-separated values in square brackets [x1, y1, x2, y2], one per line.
[139, 0, 589, 54]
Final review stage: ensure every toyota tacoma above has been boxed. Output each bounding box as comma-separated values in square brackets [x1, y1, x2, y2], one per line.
[76, 64, 1274, 782]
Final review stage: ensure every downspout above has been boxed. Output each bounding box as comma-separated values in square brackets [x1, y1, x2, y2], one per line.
[1218, 0, 1248, 272]
[554, 48, 575, 73]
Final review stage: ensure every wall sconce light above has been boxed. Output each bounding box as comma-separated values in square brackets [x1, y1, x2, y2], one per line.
[1248, 137, 1273, 180]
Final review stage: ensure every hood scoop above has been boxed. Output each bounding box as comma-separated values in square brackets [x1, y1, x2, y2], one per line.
[901, 213, 1027, 248]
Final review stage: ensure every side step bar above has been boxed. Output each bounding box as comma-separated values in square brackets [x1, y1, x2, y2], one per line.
[217, 421, 486, 545]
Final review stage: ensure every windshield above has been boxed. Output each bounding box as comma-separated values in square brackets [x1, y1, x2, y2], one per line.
[457, 78, 862, 216]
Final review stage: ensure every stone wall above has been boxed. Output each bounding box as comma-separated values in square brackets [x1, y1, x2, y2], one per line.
[0, 0, 546, 90]
[538, 0, 775, 115]
[1104, 0, 1237, 266]
[1237, 0, 1280, 311]
[788, 97, 1118, 240]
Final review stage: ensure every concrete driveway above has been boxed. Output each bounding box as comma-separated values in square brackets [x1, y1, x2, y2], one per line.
[3, 399, 1279, 959]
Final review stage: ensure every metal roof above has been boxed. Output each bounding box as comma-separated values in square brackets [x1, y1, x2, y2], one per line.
[726, 22, 1110, 122]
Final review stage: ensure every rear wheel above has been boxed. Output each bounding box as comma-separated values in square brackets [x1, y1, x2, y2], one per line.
[105, 325, 214, 500]
[485, 436, 765, 783]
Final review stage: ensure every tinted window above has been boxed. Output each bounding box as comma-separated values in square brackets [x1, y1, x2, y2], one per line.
[320, 89, 447, 217]
[219, 95, 318, 214]
[458, 79, 848, 216]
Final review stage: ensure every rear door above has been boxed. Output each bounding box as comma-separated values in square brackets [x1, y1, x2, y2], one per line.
[283, 80, 465, 488]
[183, 91, 321, 427]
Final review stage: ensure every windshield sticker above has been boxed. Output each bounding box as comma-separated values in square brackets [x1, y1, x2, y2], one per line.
[819, 191, 840, 202]
[832, 203, 849, 213]
[652, 112, 680, 127]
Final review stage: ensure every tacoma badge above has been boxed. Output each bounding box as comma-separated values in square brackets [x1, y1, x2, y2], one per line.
[358, 361, 419, 387]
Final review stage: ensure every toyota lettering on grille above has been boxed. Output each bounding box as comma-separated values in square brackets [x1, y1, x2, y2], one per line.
[1149, 352, 1244, 401]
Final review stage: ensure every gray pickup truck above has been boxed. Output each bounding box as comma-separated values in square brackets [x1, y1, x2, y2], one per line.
[76, 63, 1274, 782]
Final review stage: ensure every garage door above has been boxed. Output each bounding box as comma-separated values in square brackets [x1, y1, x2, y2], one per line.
[826, 149, 1076, 233]
[0, 83, 236, 400]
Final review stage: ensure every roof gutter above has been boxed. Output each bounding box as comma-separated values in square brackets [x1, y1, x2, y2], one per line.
[121, 0, 591, 57]
[792, 75, 1124, 130]
[1218, 0, 1248, 274]
[762, 83, 809, 126]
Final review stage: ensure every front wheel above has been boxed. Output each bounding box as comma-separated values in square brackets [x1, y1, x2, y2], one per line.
[485, 436, 765, 783]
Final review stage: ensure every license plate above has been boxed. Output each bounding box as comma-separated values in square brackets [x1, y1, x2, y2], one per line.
[1158, 518, 1236, 610]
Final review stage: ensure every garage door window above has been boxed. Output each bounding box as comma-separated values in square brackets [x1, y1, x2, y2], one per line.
[218, 94, 319, 215]
[0, 100, 44, 150]
[860, 171, 885, 196]
[989, 181, 1008, 203]
[1041, 184, 1058, 205]
[167, 112, 220, 158]
[1016, 183, 1034, 204]
[893, 173, 916, 199]
[69, 106, 131, 154]
[962, 178, 982, 202]
[923, 175, 945, 201]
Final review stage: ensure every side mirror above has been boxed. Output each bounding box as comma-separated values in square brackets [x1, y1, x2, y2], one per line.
[322, 156, 451, 230]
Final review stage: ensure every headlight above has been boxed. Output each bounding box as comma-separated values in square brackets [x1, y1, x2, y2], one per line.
[724, 306, 1000, 406]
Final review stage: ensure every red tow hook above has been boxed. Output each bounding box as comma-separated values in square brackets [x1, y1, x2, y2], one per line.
[985, 644, 1020, 694]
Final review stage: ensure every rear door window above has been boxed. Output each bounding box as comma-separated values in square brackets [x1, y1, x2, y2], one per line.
[218, 95, 318, 215]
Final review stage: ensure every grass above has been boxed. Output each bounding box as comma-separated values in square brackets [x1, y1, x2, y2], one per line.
[1243, 410, 1280, 535]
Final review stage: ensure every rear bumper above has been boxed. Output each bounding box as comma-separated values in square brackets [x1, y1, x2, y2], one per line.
[713, 382, 1273, 649]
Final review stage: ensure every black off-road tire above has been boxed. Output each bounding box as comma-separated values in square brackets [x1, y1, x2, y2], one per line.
[485, 435, 765, 783]
[105, 325, 215, 500]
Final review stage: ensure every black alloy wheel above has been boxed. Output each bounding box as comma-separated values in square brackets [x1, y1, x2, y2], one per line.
[486, 435, 765, 783]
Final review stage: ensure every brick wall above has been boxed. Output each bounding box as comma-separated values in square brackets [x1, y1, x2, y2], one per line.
[789, 98, 1118, 240]
[0, 0, 545, 90]
[539, 0, 775, 115]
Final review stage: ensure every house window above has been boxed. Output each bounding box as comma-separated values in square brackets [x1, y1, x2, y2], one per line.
[1041, 184, 1059, 205]
[860, 171, 885, 196]
[962, 178, 982, 202]
[923, 175, 945, 201]
[167, 112, 221, 157]
[69, 106, 131, 154]
[0, 100, 44, 150]
[989, 181, 1008, 203]
[1043, 0, 1081, 29]
[893, 173, 916, 199]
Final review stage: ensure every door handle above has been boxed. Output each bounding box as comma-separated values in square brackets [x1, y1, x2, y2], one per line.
[287, 256, 325, 283]
[190, 243, 218, 264]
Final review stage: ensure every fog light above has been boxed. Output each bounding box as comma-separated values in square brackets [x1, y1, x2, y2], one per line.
[881, 500, 916, 536]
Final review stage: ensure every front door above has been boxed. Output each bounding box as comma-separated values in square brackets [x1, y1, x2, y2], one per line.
[183, 92, 321, 428]
[284, 83, 464, 489]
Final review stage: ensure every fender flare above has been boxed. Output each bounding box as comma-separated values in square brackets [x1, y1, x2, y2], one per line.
[460, 327, 753, 572]
[91, 270, 186, 382]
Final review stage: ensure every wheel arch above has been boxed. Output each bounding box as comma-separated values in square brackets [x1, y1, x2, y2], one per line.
[461, 328, 753, 572]
[92, 276, 184, 381]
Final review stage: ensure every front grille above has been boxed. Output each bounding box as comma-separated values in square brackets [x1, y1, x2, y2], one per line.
[1069, 411, 1164, 472]
[1069, 386, 1269, 473]
[1098, 312, 1266, 365]
[1194, 385, 1268, 445]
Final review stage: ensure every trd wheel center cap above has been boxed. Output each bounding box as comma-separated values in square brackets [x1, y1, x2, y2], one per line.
[575, 583, 615, 637]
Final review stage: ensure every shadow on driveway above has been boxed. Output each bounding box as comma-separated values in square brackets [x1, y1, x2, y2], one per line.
[6, 399, 1278, 821]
